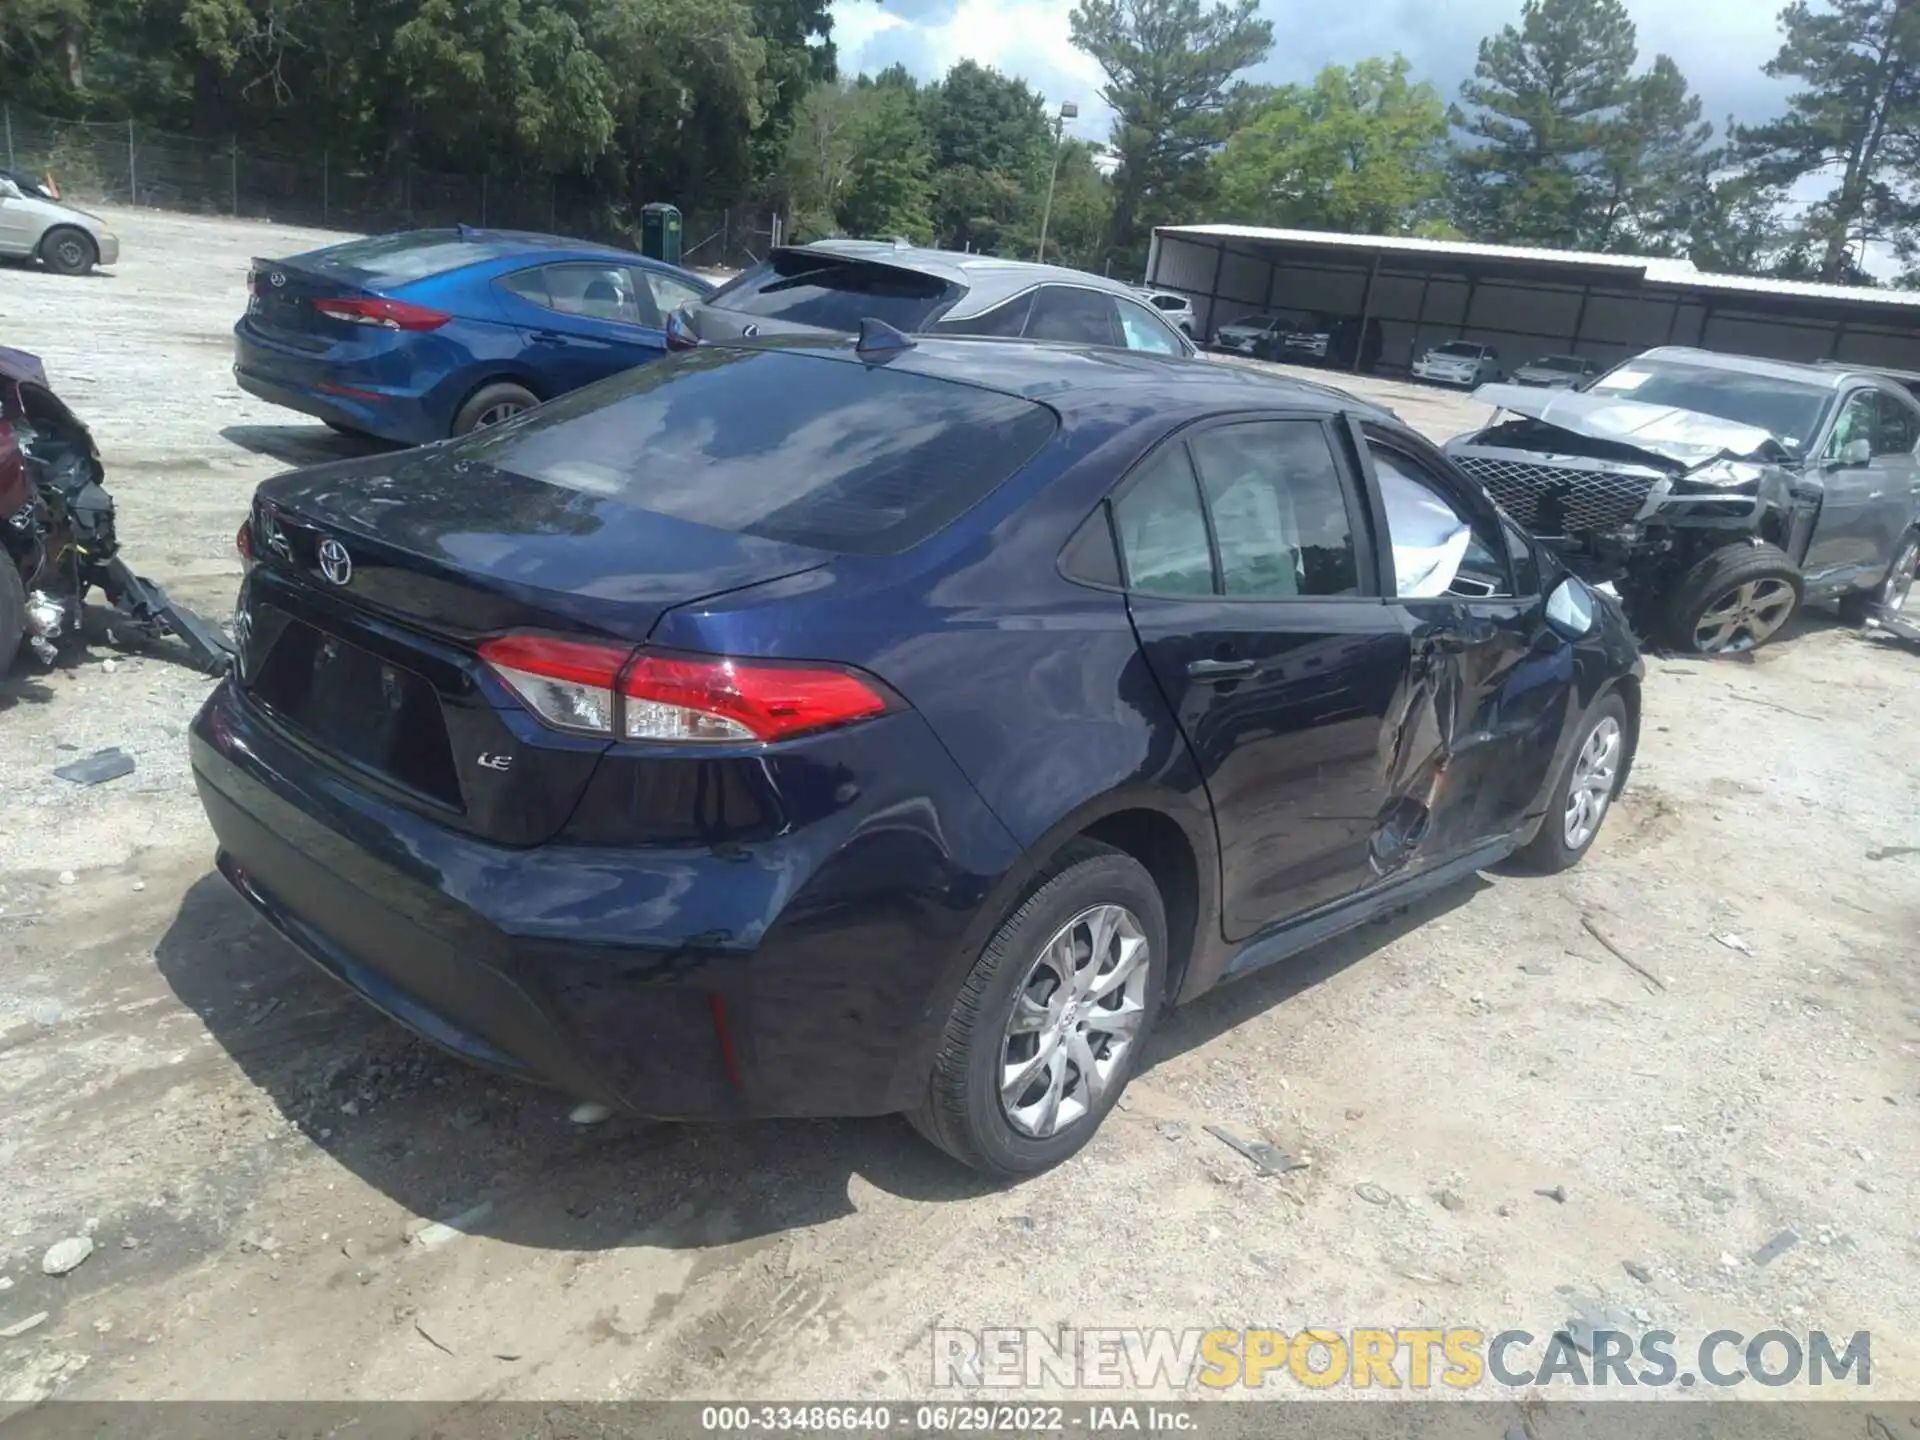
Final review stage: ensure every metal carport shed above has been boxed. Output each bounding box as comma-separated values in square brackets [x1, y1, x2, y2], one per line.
[1146, 223, 1920, 377]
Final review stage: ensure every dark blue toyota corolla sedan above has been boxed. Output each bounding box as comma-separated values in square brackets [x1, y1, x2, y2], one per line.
[192, 334, 1643, 1177]
[233, 228, 714, 445]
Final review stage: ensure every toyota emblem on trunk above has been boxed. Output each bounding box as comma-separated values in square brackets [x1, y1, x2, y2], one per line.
[317, 537, 353, 586]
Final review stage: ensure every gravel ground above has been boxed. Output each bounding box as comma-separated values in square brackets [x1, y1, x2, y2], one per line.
[2, 208, 1919, 1415]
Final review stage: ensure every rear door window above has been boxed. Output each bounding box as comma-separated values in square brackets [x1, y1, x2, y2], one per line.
[1112, 445, 1215, 596]
[1872, 391, 1920, 455]
[469, 349, 1056, 555]
[1027, 286, 1121, 346]
[1187, 422, 1361, 597]
[708, 253, 956, 331]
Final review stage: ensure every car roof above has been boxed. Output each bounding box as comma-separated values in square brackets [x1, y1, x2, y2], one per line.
[329, 226, 668, 267]
[722, 332, 1394, 426]
[789, 239, 1155, 314]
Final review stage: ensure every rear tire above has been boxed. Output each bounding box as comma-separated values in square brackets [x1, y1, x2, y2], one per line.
[1662, 543, 1802, 654]
[451, 381, 537, 437]
[39, 226, 96, 276]
[1514, 691, 1629, 874]
[1840, 529, 1918, 626]
[910, 841, 1165, 1179]
[0, 557, 27, 674]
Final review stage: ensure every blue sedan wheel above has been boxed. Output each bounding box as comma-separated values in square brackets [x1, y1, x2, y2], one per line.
[451, 381, 538, 437]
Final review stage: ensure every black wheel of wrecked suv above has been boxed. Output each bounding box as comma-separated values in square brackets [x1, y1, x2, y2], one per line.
[1662, 543, 1803, 654]
[912, 841, 1166, 1179]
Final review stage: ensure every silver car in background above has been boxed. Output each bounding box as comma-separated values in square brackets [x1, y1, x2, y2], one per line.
[1446, 348, 1920, 653]
[0, 175, 121, 275]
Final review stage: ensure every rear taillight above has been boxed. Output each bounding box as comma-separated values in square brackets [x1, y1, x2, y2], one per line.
[236, 517, 253, 565]
[477, 635, 892, 744]
[313, 297, 451, 331]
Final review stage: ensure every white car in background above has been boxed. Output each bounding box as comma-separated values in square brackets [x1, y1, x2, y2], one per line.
[0, 173, 120, 275]
[1413, 340, 1503, 388]
[1136, 288, 1196, 338]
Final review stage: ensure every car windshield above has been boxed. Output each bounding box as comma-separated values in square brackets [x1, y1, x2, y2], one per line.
[1434, 343, 1482, 358]
[1586, 360, 1832, 451]
[1534, 355, 1586, 372]
[1228, 315, 1275, 328]
[709, 253, 955, 332]
[469, 346, 1057, 556]
[295, 231, 529, 284]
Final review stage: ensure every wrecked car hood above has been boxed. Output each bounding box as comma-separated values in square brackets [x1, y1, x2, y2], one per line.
[0, 346, 49, 388]
[1470, 383, 1781, 468]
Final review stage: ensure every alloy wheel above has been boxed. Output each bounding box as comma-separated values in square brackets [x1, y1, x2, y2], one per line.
[1563, 715, 1622, 851]
[1882, 539, 1918, 615]
[999, 904, 1150, 1139]
[475, 401, 524, 429]
[1692, 577, 1796, 652]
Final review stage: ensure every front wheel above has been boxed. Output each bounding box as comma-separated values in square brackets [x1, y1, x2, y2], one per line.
[1514, 692, 1630, 874]
[39, 227, 97, 276]
[1662, 543, 1802, 654]
[911, 841, 1165, 1179]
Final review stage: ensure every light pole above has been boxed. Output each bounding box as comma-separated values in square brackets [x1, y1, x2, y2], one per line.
[1036, 100, 1078, 264]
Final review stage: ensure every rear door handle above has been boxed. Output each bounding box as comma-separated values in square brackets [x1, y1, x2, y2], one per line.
[1187, 657, 1256, 680]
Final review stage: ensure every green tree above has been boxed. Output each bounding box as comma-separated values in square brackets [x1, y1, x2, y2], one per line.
[1590, 55, 1715, 252]
[921, 59, 1051, 251]
[1449, 0, 1638, 247]
[1069, 0, 1273, 274]
[1735, 0, 1920, 283]
[782, 77, 932, 241]
[1688, 172, 1794, 274]
[1213, 55, 1448, 234]
[1003, 139, 1114, 271]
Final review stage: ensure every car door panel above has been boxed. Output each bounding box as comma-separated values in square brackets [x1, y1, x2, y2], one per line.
[1803, 389, 1913, 588]
[1111, 417, 1418, 941]
[494, 262, 666, 393]
[1353, 426, 1569, 874]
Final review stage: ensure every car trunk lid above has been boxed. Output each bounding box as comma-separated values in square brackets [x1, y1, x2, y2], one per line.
[237, 448, 829, 845]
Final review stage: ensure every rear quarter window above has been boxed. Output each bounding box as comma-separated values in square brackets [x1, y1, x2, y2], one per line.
[466, 348, 1057, 555]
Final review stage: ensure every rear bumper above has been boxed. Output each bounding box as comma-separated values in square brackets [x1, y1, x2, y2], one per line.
[232, 326, 445, 445]
[189, 677, 1022, 1119]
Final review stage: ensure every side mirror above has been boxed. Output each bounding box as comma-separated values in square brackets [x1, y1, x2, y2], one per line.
[1833, 437, 1872, 468]
[1544, 577, 1597, 639]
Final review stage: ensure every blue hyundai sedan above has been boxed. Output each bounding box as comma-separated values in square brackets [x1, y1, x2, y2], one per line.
[193, 334, 1642, 1178]
[233, 228, 714, 445]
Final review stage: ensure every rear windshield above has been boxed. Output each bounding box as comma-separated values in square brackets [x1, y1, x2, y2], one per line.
[709, 253, 956, 332]
[293, 231, 526, 285]
[465, 347, 1057, 555]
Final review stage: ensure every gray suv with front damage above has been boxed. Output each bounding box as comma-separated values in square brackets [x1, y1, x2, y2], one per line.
[1446, 347, 1920, 652]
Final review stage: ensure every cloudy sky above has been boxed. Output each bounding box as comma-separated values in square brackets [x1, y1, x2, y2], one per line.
[826, 0, 1797, 143]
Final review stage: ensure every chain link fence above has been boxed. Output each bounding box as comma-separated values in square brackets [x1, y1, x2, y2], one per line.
[2, 104, 775, 274]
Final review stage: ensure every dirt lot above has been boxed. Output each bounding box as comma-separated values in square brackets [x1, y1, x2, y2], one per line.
[3, 207, 1919, 1410]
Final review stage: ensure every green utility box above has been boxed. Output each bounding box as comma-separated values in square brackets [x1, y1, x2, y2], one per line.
[640, 203, 683, 265]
